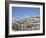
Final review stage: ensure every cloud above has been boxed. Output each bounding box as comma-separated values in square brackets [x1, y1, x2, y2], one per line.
[12, 17, 16, 23]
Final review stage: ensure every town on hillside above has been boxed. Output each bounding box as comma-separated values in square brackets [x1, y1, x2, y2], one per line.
[12, 16, 40, 31]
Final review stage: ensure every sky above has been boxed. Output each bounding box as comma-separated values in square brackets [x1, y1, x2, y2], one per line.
[12, 7, 40, 21]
